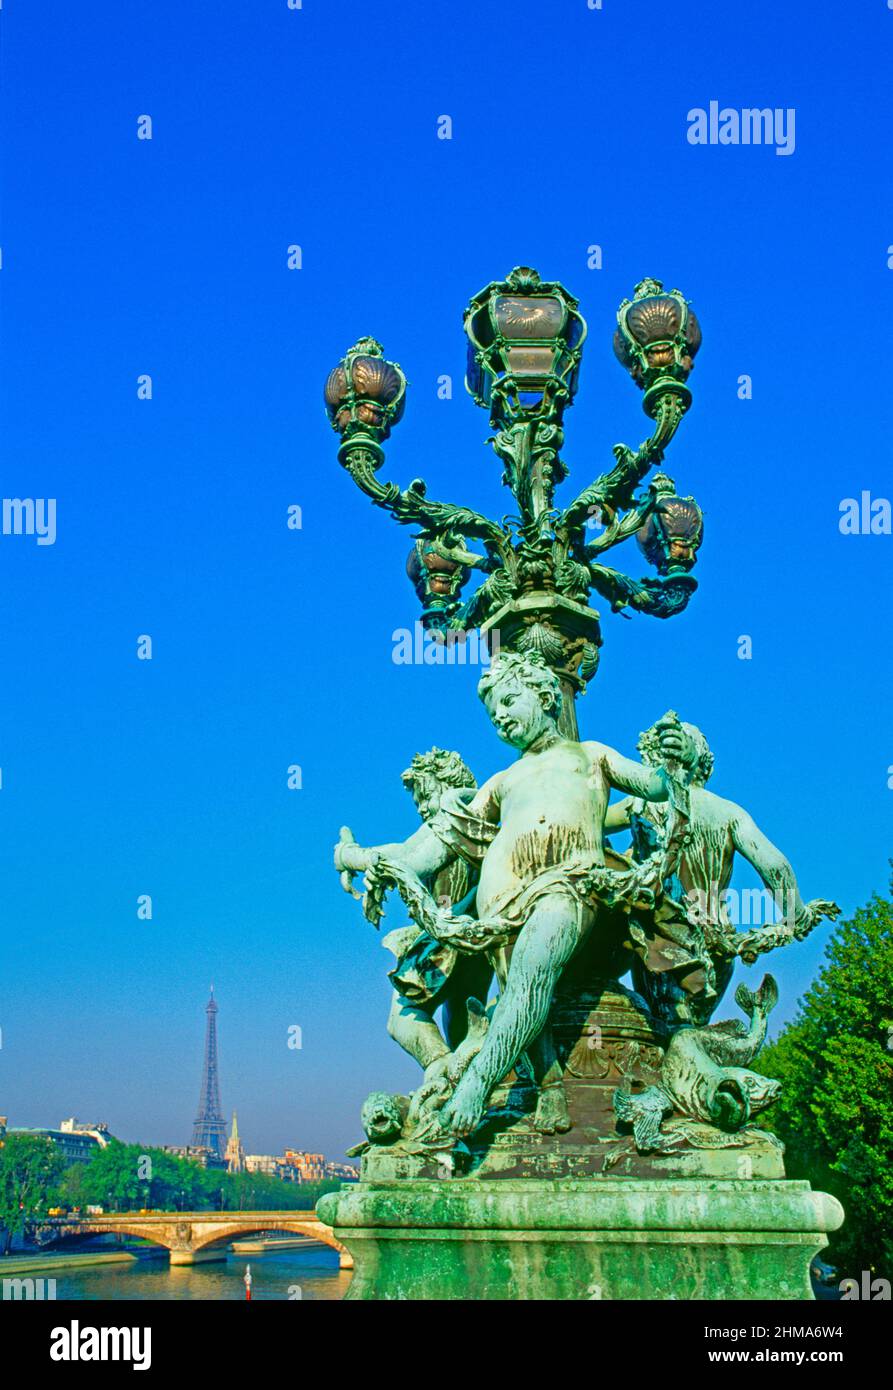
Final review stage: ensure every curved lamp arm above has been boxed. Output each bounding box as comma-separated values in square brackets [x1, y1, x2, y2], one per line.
[558, 389, 689, 535]
[338, 434, 511, 554]
[588, 562, 698, 620]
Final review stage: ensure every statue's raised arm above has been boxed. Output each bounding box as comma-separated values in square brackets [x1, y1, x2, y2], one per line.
[730, 808, 840, 961]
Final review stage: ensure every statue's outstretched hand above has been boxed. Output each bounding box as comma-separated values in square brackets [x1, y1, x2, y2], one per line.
[362, 852, 387, 899]
[361, 853, 395, 929]
[334, 826, 362, 899]
[653, 712, 694, 773]
[736, 897, 842, 963]
[795, 898, 841, 939]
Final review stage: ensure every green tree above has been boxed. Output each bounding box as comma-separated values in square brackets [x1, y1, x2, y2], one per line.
[60, 1141, 208, 1211]
[58, 1142, 344, 1215]
[217, 1171, 340, 1212]
[61, 1141, 148, 1211]
[759, 880, 893, 1275]
[0, 1134, 64, 1253]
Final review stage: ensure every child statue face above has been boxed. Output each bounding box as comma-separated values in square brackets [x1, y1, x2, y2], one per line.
[484, 677, 555, 750]
[410, 774, 443, 823]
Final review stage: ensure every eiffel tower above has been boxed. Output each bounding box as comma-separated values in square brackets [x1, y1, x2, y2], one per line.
[191, 986, 227, 1159]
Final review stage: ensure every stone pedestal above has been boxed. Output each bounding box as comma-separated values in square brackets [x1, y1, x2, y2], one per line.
[321, 977, 844, 1299]
[317, 1178, 844, 1301]
[168, 1247, 227, 1266]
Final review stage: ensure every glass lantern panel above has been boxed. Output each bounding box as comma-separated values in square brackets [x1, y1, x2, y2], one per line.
[565, 315, 585, 349]
[465, 345, 485, 399]
[506, 346, 556, 378]
[493, 295, 564, 340]
[467, 304, 494, 349]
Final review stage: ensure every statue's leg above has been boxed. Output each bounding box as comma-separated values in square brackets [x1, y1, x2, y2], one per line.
[442, 953, 493, 1050]
[386, 992, 449, 1071]
[529, 1024, 572, 1133]
[682, 954, 736, 1026]
[441, 893, 587, 1137]
[631, 957, 692, 1025]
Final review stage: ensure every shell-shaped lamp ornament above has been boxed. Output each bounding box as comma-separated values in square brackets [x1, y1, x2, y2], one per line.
[614, 278, 701, 416]
[637, 493, 704, 576]
[324, 336, 406, 440]
[517, 621, 566, 667]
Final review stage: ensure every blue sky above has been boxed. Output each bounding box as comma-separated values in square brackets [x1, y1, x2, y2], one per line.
[1, 0, 891, 1160]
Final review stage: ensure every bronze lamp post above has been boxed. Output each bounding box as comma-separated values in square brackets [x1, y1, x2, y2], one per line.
[325, 268, 704, 737]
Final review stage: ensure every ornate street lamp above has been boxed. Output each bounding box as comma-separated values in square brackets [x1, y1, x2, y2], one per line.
[325, 268, 704, 736]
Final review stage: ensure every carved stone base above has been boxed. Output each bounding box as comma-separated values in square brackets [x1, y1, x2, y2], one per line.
[317, 1178, 844, 1301]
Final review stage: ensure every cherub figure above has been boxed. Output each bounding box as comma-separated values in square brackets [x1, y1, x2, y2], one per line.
[334, 748, 492, 1082]
[604, 717, 840, 1025]
[352, 651, 691, 1141]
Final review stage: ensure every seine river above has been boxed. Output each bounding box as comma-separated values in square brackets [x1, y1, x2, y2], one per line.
[45, 1247, 349, 1301]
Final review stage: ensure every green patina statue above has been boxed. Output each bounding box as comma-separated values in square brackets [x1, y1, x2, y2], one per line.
[338, 653, 689, 1141]
[334, 649, 839, 1168]
[606, 717, 840, 1027]
[337, 747, 491, 1077]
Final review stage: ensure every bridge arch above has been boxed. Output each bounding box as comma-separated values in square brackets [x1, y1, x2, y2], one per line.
[187, 1218, 344, 1257]
[43, 1212, 350, 1268]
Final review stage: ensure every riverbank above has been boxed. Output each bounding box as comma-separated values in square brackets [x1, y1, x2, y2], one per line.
[0, 1250, 151, 1275]
[230, 1236, 328, 1253]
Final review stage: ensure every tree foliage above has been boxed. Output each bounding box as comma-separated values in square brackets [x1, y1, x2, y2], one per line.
[759, 880, 893, 1274]
[0, 1134, 64, 1250]
[57, 1141, 341, 1214]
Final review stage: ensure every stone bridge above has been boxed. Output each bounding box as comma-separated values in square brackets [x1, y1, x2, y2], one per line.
[43, 1211, 351, 1267]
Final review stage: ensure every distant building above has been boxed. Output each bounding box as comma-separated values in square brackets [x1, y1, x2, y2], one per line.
[225, 1112, 246, 1174]
[325, 1161, 359, 1181]
[59, 1118, 112, 1148]
[4, 1117, 113, 1167]
[161, 1144, 225, 1171]
[277, 1150, 358, 1183]
[244, 1154, 279, 1177]
[282, 1149, 327, 1182]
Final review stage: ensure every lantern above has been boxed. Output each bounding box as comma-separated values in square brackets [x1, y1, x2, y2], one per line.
[614, 278, 701, 419]
[637, 489, 704, 576]
[464, 267, 587, 425]
[406, 540, 469, 630]
[325, 337, 406, 441]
